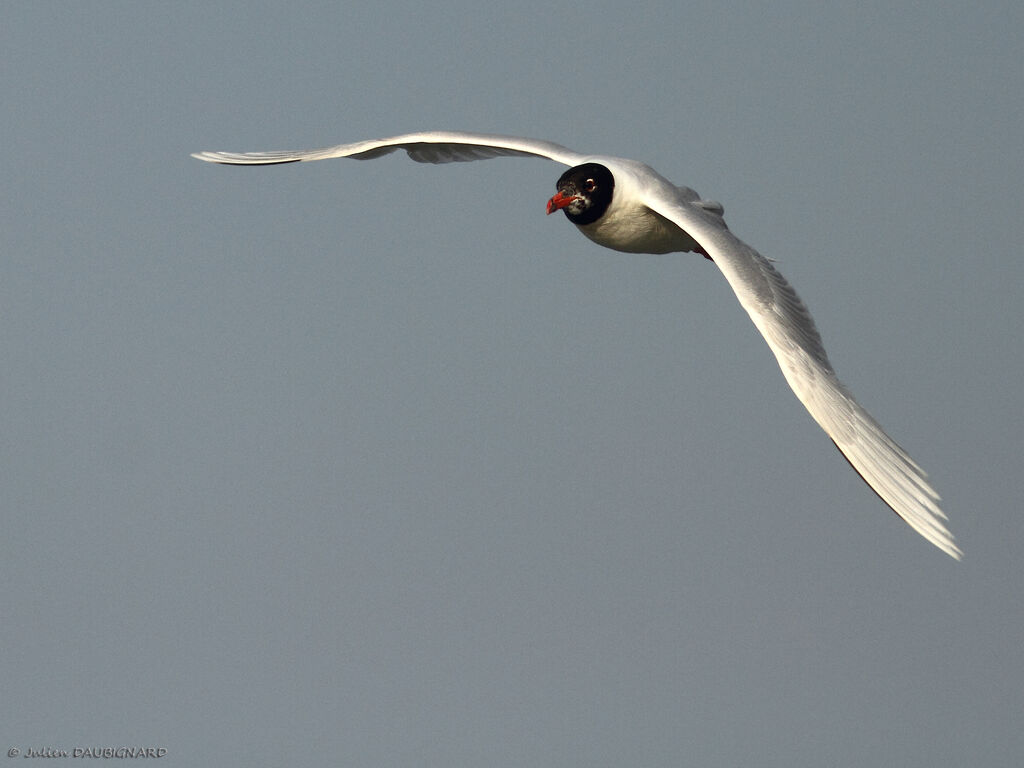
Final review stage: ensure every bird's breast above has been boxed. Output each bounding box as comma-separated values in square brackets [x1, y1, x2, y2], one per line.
[575, 203, 702, 255]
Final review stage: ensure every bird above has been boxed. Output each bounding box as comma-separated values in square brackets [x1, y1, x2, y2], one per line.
[192, 131, 961, 560]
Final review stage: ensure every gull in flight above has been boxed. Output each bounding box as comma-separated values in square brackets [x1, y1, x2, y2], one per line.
[193, 131, 961, 559]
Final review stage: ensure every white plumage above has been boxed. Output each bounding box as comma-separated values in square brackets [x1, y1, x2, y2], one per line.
[193, 131, 961, 559]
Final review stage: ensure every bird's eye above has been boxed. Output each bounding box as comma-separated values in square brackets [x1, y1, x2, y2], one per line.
[584, 179, 596, 192]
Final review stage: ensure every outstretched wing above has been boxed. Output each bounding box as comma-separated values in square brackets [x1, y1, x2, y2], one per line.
[192, 130, 587, 167]
[644, 188, 961, 560]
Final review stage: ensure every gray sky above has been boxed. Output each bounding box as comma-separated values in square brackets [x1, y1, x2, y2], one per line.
[2, 1, 1022, 766]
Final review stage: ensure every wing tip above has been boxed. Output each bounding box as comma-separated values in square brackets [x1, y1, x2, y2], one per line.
[829, 439, 961, 560]
[190, 151, 301, 166]
[930, 533, 964, 561]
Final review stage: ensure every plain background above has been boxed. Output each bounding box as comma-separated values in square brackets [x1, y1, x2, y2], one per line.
[2, 1, 1022, 766]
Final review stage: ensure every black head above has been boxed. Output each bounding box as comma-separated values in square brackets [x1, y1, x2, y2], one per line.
[545, 162, 614, 226]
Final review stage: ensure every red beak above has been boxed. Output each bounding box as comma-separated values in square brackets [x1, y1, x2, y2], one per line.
[546, 190, 578, 215]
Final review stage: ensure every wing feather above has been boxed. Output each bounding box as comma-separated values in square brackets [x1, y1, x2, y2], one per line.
[645, 192, 961, 559]
[191, 130, 586, 167]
